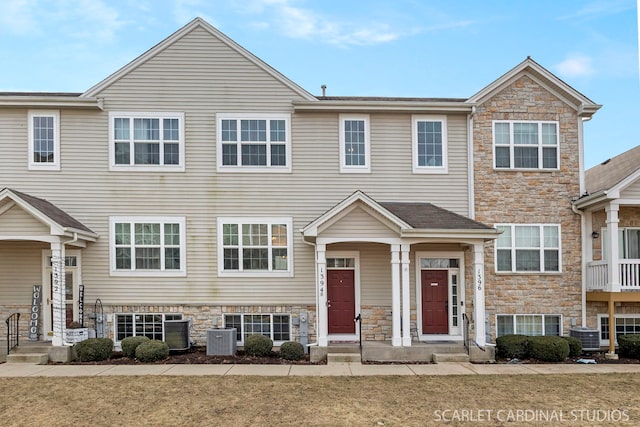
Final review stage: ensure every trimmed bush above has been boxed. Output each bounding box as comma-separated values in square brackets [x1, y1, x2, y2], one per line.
[244, 334, 273, 357]
[527, 336, 570, 362]
[135, 340, 170, 362]
[496, 334, 529, 359]
[280, 341, 305, 361]
[618, 334, 640, 359]
[562, 336, 583, 358]
[121, 336, 151, 358]
[74, 338, 114, 362]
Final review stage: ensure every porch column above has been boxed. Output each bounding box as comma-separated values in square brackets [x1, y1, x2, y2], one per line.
[473, 243, 486, 346]
[401, 244, 411, 346]
[316, 244, 328, 347]
[606, 203, 620, 292]
[390, 244, 402, 346]
[50, 241, 66, 346]
[607, 296, 617, 358]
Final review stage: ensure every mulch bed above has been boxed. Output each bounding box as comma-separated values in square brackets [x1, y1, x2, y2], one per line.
[53, 346, 324, 365]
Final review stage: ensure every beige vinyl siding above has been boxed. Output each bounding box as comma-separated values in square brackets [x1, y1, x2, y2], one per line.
[0, 205, 50, 235]
[320, 206, 400, 239]
[0, 26, 472, 307]
[0, 242, 48, 303]
[621, 180, 640, 199]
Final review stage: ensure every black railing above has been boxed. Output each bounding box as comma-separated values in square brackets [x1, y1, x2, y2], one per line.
[462, 313, 470, 355]
[6, 312, 20, 354]
[354, 313, 362, 351]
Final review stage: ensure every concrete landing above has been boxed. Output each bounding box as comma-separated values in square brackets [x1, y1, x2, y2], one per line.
[6, 353, 49, 364]
[432, 353, 470, 363]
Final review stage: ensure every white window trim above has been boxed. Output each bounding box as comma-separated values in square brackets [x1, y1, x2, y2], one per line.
[28, 110, 60, 171]
[412, 115, 448, 174]
[216, 113, 292, 173]
[109, 216, 187, 277]
[598, 313, 640, 346]
[495, 314, 563, 338]
[113, 312, 183, 344]
[495, 223, 562, 273]
[108, 112, 185, 172]
[339, 114, 371, 173]
[223, 313, 291, 346]
[493, 120, 559, 171]
[217, 217, 293, 277]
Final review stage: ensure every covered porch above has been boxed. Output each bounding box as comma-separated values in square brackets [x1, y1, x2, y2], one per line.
[301, 191, 499, 362]
[0, 188, 97, 354]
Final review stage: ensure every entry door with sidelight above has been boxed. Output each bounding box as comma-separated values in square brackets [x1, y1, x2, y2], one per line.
[43, 252, 80, 339]
[326, 256, 357, 336]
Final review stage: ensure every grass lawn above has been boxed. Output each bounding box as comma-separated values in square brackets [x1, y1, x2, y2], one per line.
[1, 374, 639, 426]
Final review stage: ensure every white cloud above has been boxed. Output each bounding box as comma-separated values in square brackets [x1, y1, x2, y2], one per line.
[554, 55, 595, 78]
[558, 0, 635, 21]
[0, 0, 40, 35]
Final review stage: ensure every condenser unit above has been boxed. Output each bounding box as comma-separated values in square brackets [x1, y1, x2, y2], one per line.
[207, 328, 237, 355]
[164, 319, 190, 351]
[569, 327, 600, 351]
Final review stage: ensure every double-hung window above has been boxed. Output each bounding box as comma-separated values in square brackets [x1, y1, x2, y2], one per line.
[28, 110, 60, 170]
[494, 121, 558, 170]
[496, 224, 561, 273]
[110, 216, 186, 276]
[109, 112, 185, 171]
[218, 217, 292, 277]
[340, 114, 370, 173]
[412, 115, 447, 173]
[217, 113, 291, 172]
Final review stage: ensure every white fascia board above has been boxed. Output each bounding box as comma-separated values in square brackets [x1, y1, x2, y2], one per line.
[0, 96, 102, 110]
[293, 100, 473, 113]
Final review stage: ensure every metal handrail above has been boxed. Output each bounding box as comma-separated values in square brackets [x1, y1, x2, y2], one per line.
[462, 313, 470, 355]
[6, 312, 20, 354]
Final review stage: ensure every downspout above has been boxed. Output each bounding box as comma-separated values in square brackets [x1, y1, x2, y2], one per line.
[571, 203, 588, 327]
[467, 106, 476, 219]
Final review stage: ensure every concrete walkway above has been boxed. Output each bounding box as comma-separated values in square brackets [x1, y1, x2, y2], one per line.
[1, 361, 639, 377]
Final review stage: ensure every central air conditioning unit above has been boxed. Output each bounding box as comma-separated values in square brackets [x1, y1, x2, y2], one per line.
[569, 327, 600, 351]
[164, 319, 191, 350]
[207, 328, 237, 355]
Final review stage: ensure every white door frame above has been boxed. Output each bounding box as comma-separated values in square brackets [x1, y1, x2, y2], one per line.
[41, 249, 81, 341]
[325, 250, 360, 341]
[415, 251, 465, 341]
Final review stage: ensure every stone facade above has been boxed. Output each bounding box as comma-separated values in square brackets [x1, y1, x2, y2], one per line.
[473, 75, 583, 340]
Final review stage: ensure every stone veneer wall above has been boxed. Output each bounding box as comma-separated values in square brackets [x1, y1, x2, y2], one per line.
[473, 75, 583, 341]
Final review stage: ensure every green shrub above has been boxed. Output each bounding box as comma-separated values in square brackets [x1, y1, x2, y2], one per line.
[121, 336, 151, 358]
[527, 336, 570, 362]
[496, 334, 529, 359]
[74, 338, 114, 362]
[135, 340, 170, 362]
[618, 334, 640, 359]
[562, 336, 583, 358]
[280, 341, 305, 361]
[244, 334, 273, 357]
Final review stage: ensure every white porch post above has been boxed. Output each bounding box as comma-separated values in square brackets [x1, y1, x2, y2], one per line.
[390, 244, 402, 346]
[473, 243, 486, 346]
[606, 203, 621, 292]
[316, 244, 329, 347]
[401, 244, 411, 346]
[50, 241, 66, 346]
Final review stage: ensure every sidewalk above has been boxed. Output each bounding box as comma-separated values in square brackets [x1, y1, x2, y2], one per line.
[1, 361, 640, 377]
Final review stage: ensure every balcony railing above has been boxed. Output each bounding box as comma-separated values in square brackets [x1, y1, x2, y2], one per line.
[586, 260, 640, 291]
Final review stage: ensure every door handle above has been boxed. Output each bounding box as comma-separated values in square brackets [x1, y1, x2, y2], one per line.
[327, 300, 331, 308]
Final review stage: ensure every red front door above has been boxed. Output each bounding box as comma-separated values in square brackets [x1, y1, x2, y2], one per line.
[327, 269, 356, 334]
[422, 270, 449, 334]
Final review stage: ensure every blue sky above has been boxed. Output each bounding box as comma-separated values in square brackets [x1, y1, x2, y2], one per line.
[0, 0, 637, 168]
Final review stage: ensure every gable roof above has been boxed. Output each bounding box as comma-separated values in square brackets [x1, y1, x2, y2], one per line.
[467, 57, 601, 118]
[302, 190, 498, 241]
[81, 17, 315, 101]
[0, 188, 97, 239]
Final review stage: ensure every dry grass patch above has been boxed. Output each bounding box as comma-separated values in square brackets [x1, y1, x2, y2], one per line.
[1, 374, 639, 426]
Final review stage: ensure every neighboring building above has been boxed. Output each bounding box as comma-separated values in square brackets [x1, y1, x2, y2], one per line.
[0, 18, 602, 361]
[574, 145, 640, 357]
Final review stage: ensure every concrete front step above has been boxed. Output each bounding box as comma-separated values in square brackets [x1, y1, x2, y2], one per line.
[12, 345, 52, 354]
[432, 353, 470, 363]
[327, 353, 361, 363]
[6, 353, 49, 364]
